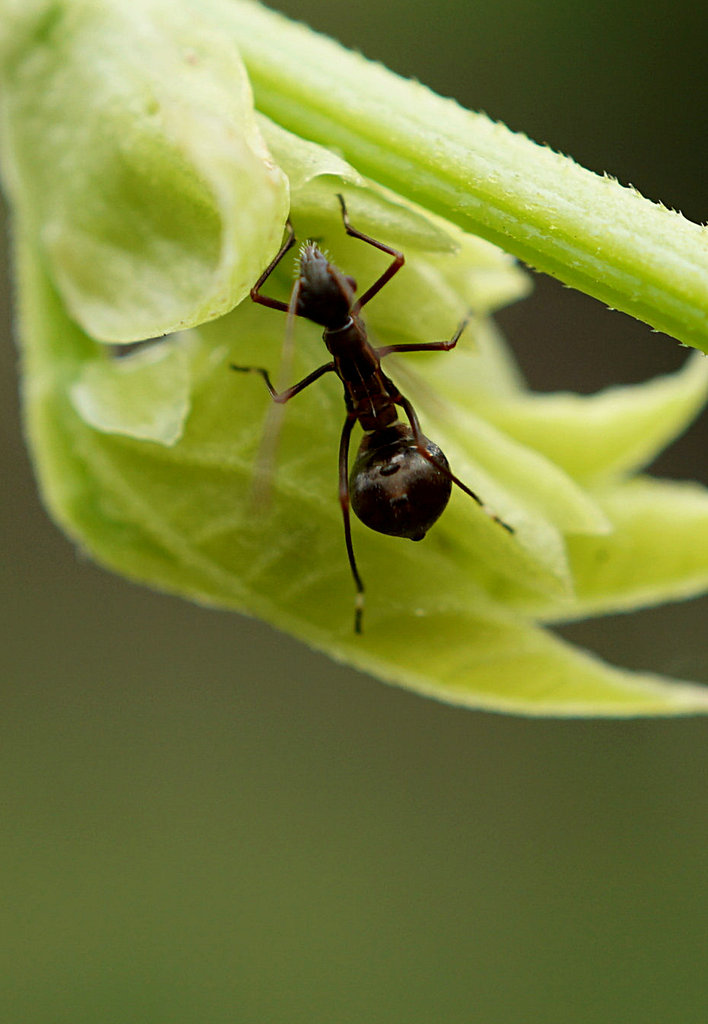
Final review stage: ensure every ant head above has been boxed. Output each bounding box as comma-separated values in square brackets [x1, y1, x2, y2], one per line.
[296, 242, 356, 328]
[349, 424, 452, 540]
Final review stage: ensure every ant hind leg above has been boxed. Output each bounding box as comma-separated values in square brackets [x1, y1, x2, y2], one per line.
[397, 395, 514, 535]
[338, 414, 366, 633]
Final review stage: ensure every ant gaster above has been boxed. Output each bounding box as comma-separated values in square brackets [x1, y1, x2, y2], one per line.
[232, 195, 513, 633]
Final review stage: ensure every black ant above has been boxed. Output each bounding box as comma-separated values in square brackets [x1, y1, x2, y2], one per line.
[232, 195, 513, 633]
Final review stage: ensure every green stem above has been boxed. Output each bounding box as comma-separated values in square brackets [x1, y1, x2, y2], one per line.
[215, 0, 708, 353]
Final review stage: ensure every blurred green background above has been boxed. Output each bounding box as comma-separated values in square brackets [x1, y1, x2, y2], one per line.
[2, 1, 707, 1021]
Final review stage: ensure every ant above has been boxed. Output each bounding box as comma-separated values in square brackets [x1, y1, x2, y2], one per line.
[232, 195, 513, 633]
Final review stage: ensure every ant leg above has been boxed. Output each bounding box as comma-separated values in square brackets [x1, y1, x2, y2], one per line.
[336, 194, 404, 311]
[397, 394, 515, 535]
[338, 414, 365, 633]
[230, 361, 335, 402]
[250, 220, 297, 314]
[375, 316, 471, 359]
[231, 359, 335, 505]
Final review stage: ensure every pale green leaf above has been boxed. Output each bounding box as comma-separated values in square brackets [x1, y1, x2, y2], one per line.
[547, 477, 708, 620]
[69, 337, 193, 445]
[476, 353, 708, 485]
[0, 0, 289, 341]
[346, 609, 708, 718]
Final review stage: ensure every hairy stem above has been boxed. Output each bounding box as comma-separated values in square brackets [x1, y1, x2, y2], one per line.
[212, 0, 708, 353]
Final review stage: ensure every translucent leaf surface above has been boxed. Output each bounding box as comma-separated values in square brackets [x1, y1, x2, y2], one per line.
[556, 477, 708, 619]
[477, 354, 708, 485]
[70, 339, 193, 445]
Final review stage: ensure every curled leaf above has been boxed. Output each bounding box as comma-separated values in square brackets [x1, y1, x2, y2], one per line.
[0, 0, 289, 340]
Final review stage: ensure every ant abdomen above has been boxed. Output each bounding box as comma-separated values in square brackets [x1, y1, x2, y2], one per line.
[350, 424, 452, 541]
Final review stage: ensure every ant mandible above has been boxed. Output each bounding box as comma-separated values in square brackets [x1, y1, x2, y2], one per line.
[232, 194, 513, 633]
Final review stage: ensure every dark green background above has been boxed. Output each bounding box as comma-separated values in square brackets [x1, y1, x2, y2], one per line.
[2, 2, 707, 1021]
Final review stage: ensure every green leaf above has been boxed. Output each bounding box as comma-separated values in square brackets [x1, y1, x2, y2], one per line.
[557, 477, 708, 619]
[16, 226, 708, 717]
[347, 610, 708, 718]
[475, 353, 708, 485]
[69, 337, 194, 445]
[0, 0, 289, 340]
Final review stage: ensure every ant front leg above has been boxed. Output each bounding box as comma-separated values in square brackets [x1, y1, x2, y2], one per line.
[250, 220, 297, 314]
[336, 194, 405, 312]
[338, 413, 366, 633]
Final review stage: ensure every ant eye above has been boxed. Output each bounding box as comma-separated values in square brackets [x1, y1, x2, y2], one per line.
[344, 275, 357, 293]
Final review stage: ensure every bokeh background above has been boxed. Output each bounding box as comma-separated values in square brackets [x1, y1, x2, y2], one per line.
[2, 1, 707, 1021]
